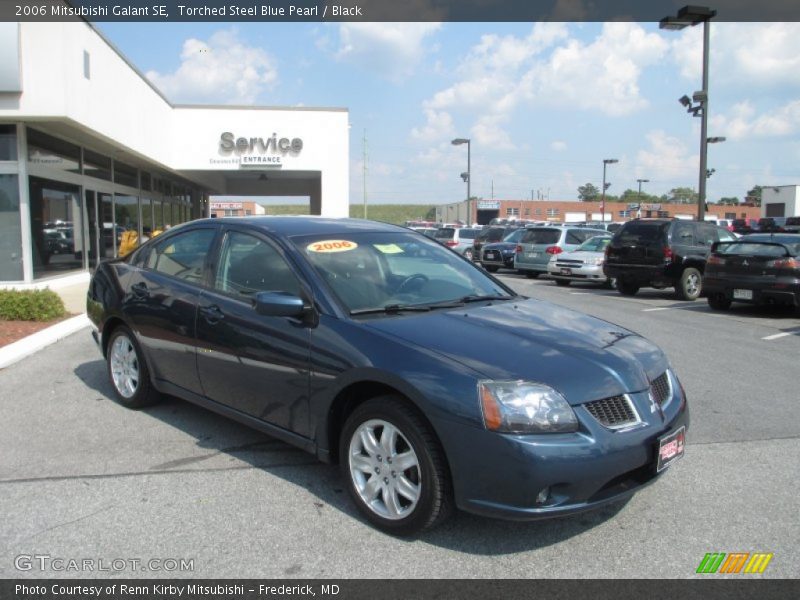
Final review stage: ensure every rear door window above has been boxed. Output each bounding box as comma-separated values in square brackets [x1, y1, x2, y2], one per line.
[146, 228, 216, 285]
[697, 223, 717, 246]
[671, 222, 695, 246]
[458, 229, 478, 240]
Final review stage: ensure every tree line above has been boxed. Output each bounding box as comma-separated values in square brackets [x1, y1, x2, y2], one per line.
[576, 183, 763, 206]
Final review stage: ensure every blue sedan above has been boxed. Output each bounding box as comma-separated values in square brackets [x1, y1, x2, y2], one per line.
[87, 217, 688, 535]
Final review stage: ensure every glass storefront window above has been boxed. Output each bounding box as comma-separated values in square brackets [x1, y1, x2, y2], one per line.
[0, 124, 17, 161]
[0, 174, 23, 280]
[29, 177, 83, 279]
[141, 172, 151, 192]
[84, 149, 111, 181]
[140, 197, 153, 235]
[153, 199, 164, 230]
[27, 128, 81, 175]
[114, 194, 139, 249]
[114, 161, 138, 188]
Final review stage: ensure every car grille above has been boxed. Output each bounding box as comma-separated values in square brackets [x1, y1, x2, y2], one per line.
[555, 259, 583, 266]
[584, 395, 640, 429]
[650, 371, 671, 406]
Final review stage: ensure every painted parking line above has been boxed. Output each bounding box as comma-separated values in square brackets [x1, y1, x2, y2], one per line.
[762, 332, 793, 341]
[642, 307, 672, 312]
[569, 292, 592, 295]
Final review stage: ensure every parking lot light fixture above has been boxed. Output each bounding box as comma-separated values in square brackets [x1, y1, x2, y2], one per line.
[601, 159, 618, 224]
[452, 138, 471, 226]
[660, 5, 716, 222]
[637, 178, 650, 203]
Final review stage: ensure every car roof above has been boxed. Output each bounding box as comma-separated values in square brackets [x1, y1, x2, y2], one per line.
[192, 216, 407, 237]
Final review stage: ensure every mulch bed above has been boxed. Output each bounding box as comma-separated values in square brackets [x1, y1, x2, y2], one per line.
[0, 316, 73, 348]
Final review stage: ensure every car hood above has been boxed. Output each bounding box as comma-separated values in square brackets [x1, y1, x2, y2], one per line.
[364, 299, 666, 405]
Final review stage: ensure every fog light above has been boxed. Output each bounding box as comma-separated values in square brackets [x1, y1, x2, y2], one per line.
[536, 487, 550, 505]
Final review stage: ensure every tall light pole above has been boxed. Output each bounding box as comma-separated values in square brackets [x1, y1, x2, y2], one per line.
[452, 138, 471, 226]
[637, 178, 649, 201]
[661, 5, 716, 221]
[601, 158, 618, 223]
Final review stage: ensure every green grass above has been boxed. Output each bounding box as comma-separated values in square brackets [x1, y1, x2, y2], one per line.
[260, 204, 437, 225]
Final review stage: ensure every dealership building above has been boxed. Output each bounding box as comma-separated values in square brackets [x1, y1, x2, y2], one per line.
[0, 21, 349, 285]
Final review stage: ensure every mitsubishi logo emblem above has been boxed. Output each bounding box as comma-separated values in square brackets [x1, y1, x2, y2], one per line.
[742, 259, 749, 266]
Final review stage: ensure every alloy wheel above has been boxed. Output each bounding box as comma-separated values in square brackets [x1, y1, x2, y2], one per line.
[110, 335, 139, 398]
[348, 419, 421, 520]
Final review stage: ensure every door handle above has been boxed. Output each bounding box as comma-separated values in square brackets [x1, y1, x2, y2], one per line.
[131, 282, 149, 298]
[200, 305, 225, 324]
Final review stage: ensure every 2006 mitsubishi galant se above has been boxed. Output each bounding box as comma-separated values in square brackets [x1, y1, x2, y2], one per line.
[88, 217, 688, 535]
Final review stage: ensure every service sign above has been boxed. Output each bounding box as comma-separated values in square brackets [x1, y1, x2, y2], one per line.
[215, 131, 304, 169]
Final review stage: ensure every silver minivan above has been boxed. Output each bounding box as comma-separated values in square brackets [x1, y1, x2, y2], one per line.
[514, 226, 608, 278]
[434, 227, 481, 259]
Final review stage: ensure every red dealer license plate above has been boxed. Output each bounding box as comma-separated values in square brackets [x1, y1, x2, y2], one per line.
[656, 426, 685, 473]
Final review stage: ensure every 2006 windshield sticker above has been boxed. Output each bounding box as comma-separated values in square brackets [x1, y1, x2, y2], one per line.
[307, 240, 358, 253]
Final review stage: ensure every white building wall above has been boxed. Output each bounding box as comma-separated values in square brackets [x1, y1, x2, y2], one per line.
[0, 22, 349, 217]
[761, 185, 799, 217]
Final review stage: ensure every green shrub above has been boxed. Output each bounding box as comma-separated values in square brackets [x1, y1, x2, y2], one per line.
[0, 289, 67, 321]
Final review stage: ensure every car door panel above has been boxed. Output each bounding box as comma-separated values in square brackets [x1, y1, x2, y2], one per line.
[195, 229, 312, 436]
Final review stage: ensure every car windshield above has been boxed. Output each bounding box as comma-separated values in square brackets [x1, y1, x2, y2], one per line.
[293, 232, 515, 314]
[578, 236, 611, 252]
[616, 222, 669, 245]
[717, 242, 796, 257]
[522, 229, 560, 244]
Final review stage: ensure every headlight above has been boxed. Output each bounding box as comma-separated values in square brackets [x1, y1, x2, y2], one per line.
[478, 380, 578, 433]
[586, 257, 604, 266]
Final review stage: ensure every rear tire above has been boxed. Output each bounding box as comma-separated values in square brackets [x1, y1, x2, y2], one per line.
[463, 248, 474, 260]
[554, 279, 571, 287]
[676, 267, 702, 301]
[339, 396, 453, 536]
[484, 265, 499, 273]
[708, 293, 731, 311]
[106, 325, 160, 409]
[604, 278, 617, 289]
[525, 271, 540, 279]
[617, 279, 639, 296]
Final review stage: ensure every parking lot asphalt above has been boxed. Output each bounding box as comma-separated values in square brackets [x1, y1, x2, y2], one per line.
[0, 274, 798, 579]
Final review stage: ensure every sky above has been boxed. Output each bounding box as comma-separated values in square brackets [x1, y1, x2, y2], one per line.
[96, 21, 800, 205]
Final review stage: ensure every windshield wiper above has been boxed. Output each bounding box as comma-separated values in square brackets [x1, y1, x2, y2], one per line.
[459, 294, 515, 303]
[350, 304, 433, 316]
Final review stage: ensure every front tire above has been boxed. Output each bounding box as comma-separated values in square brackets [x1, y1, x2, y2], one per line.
[339, 396, 452, 536]
[484, 265, 499, 273]
[676, 267, 702, 301]
[554, 279, 571, 287]
[106, 326, 160, 408]
[525, 271, 540, 279]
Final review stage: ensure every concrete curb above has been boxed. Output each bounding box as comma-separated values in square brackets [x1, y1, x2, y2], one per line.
[0, 314, 91, 370]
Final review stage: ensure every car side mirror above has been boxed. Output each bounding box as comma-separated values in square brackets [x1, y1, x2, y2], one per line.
[253, 291, 306, 317]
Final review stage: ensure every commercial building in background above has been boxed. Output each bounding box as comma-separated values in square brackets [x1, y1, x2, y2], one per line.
[0, 21, 348, 285]
[760, 185, 800, 217]
[436, 199, 761, 225]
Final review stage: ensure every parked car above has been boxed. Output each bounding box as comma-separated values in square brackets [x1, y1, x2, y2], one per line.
[472, 225, 524, 261]
[478, 228, 529, 272]
[547, 235, 614, 287]
[731, 218, 759, 235]
[783, 217, 800, 234]
[757, 217, 788, 233]
[433, 227, 480, 258]
[604, 219, 738, 300]
[87, 216, 688, 535]
[705, 234, 800, 312]
[515, 226, 608, 278]
[410, 226, 437, 238]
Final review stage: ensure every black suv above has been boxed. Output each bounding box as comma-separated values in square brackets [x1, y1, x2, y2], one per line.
[604, 219, 738, 300]
[785, 217, 800, 233]
[472, 226, 522, 261]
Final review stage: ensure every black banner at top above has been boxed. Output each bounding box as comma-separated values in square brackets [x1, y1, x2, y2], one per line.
[2, 0, 800, 22]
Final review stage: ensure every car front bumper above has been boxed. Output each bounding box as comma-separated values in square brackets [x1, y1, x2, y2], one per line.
[481, 250, 515, 268]
[435, 383, 689, 521]
[547, 262, 608, 283]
